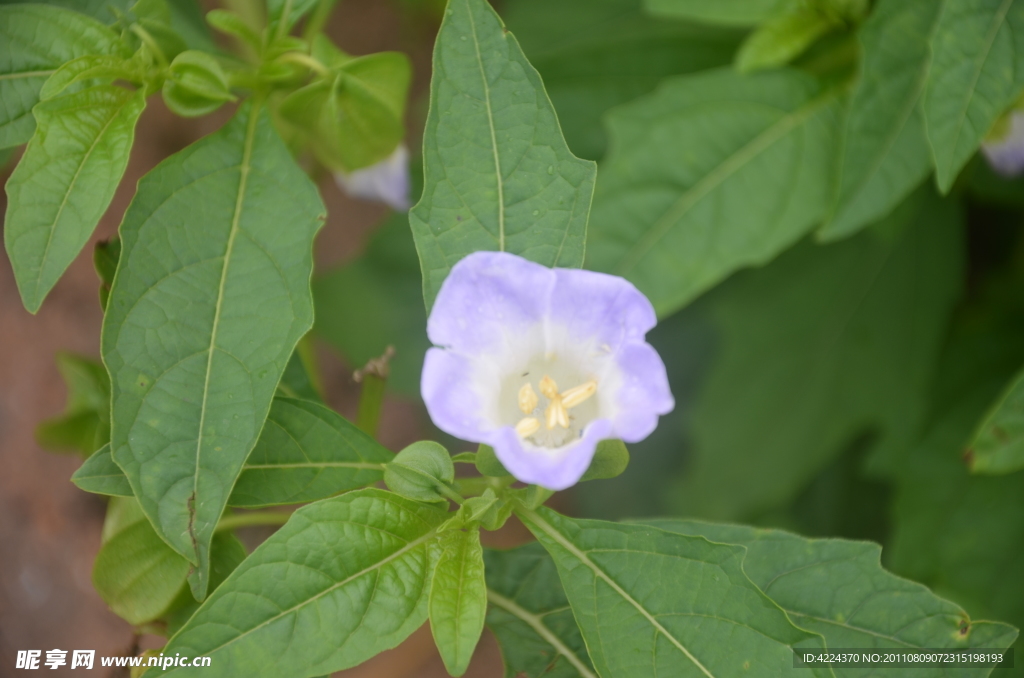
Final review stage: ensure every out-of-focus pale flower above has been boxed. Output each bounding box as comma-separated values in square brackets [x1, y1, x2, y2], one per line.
[421, 251, 674, 490]
[982, 111, 1024, 176]
[334, 144, 410, 210]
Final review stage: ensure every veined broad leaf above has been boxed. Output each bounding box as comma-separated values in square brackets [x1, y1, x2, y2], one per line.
[164, 531, 247, 636]
[969, 366, 1024, 474]
[673, 186, 962, 521]
[102, 101, 326, 599]
[518, 506, 833, 678]
[644, 0, 790, 26]
[410, 0, 597, 309]
[5, 84, 145, 313]
[73, 398, 388, 507]
[647, 519, 1019, 677]
[429, 527, 487, 677]
[587, 67, 843, 317]
[822, 0, 940, 240]
[0, 4, 125, 149]
[161, 489, 447, 677]
[484, 542, 595, 678]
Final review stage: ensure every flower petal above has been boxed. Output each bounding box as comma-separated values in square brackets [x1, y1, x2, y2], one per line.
[550, 267, 656, 352]
[487, 418, 614, 490]
[428, 251, 554, 354]
[334, 144, 410, 210]
[610, 342, 674, 442]
[421, 347, 494, 440]
[983, 111, 1024, 177]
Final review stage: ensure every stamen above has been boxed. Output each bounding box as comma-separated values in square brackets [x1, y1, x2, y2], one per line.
[515, 417, 540, 438]
[545, 399, 569, 430]
[539, 375, 560, 400]
[561, 379, 597, 409]
[518, 383, 538, 414]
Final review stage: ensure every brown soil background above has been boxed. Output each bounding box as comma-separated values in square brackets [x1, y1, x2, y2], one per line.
[0, 1, 530, 674]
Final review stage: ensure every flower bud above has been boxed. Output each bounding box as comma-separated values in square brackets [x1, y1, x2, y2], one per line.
[384, 441, 455, 503]
[162, 51, 235, 118]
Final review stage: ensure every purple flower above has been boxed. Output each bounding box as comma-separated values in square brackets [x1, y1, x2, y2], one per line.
[334, 144, 410, 211]
[983, 110, 1024, 176]
[421, 251, 674, 490]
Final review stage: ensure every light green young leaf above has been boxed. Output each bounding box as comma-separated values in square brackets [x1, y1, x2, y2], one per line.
[644, 0, 790, 26]
[72, 398, 390, 506]
[969, 366, 1024, 474]
[0, 4, 125, 148]
[736, 6, 837, 73]
[161, 489, 447, 677]
[39, 55, 137, 101]
[429, 527, 487, 677]
[409, 0, 596, 309]
[821, 0, 940, 241]
[266, 0, 319, 30]
[484, 542, 596, 678]
[36, 352, 111, 456]
[5, 85, 145, 313]
[925, 0, 1024, 193]
[587, 67, 843, 317]
[503, 0, 740, 160]
[102, 101, 326, 600]
[673, 186, 962, 521]
[518, 507, 833, 678]
[93, 496, 191, 625]
[647, 519, 1019, 675]
[313, 214, 429, 397]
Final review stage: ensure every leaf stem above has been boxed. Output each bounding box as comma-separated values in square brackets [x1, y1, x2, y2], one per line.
[216, 510, 293, 532]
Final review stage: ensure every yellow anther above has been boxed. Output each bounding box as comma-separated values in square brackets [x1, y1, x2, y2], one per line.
[545, 399, 570, 430]
[539, 375, 560, 400]
[561, 379, 597, 409]
[515, 417, 540, 438]
[518, 383, 538, 414]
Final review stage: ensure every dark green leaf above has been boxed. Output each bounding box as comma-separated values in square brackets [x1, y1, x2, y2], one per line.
[924, 0, 1024, 192]
[313, 214, 428, 397]
[587, 67, 843, 317]
[102, 101, 326, 599]
[484, 542, 595, 678]
[519, 507, 832, 678]
[969, 366, 1024, 474]
[429, 527, 487, 677]
[0, 4, 125, 148]
[94, 237, 120, 310]
[673, 186, 962, 520]
[578, 438, 628, 482]
[161, 489, 447, 677]
[276, 339, 324, 403]
[409, 0, 596, 309]
[93, 496, 191, 625]
[165, 531, 247, 636]
[36, 352, 110, 455]
[5, 85, 145, 312]
[647, 519, 1019, 675]
[502, 0, 740, 160]
[821, 0, 940, 240]
[73, 398, 391, 506]
[644, 0, 790, 26]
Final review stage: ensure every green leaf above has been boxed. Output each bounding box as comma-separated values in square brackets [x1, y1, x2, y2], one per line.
[161, 489, 448, 677]
[647, 519, 1019, 673]
[579, 438, 629, 482]
[409, 0, 597, 309]
[821, 0, 940, 241]
[429, 527, 487, 676]
[736, 6, 837, 73]
[4, 84, 145, 312]
[518, 506, 833, 678]
[313, 214, 429, 397]
[673, 186, 962, 521]
[102, 101, 326, 599]
[0, 4, 124, 148]
[484, 542, 596, 678]
[474, 443, 510, 477]
[276, 340, 324, 403]
[72, 444, 133, 496]
[39, 55, 137, 101]
[587, 67, 843, 317]
[73, 398, 391, 506]
[644, 0, 790, 26]
[502, 0, 741, 160]
[36, 352, 110, 455]
[969, 367, 1024, 474]
[94, 236, 120, 310]
[267, 0, 319, 30]
[93, 496, 191, 625]
[279, 50, 411, 172]
[229, 397, 390, 507]
[925, 0, 1024, 192]
[165, 531, 247, 636]
[385, 440, 456, 503]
